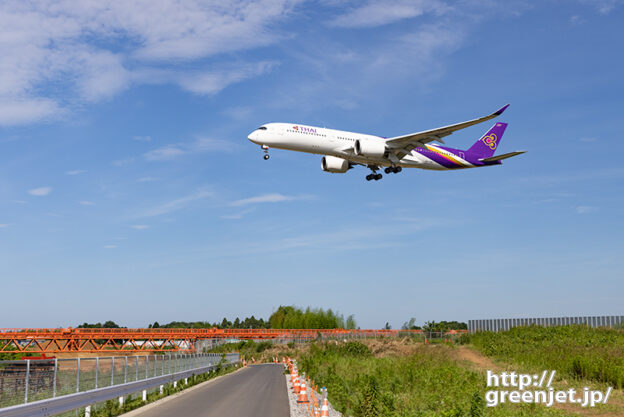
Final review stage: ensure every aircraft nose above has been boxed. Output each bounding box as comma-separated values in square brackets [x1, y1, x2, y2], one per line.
[248, 131, 258, 143]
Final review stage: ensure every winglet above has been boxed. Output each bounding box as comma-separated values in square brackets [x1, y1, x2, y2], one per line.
[493, 104, 510, 116]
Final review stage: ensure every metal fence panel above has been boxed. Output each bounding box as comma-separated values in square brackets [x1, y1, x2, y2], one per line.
[468, 315, 624, 333]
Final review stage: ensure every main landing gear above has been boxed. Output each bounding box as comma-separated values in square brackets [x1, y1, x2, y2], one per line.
[261, 145, 269, 160]
[384, 166, 402, 174]
[365, 165, 382, 181]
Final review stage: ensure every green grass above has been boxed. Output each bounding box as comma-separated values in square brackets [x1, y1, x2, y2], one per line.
[207, 340, 274, 357]
[294, 341, 571, 417]
[461, 325, 624, 388]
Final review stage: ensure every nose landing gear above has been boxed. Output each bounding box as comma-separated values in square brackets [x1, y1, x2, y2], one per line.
[261, 145, 269, 160]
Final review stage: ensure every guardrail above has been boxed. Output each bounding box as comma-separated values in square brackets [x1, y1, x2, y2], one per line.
[0, 352, 238, 416]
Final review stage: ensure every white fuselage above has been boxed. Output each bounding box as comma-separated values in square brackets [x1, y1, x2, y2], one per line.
[247, 123, 455, 170]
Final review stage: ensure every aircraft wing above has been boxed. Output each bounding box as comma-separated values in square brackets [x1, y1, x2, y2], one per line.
[384, 104, 509, 160]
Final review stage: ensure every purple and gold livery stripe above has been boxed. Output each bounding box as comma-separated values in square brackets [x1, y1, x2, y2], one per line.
[424, 145, 470, 168]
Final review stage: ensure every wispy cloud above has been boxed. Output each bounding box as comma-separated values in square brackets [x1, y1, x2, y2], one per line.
[330, 0, 448, 28]
[112, 157, 135, 167]
[200, 217, 444, 258]
[103, 244, 117, 249]
[579, 137, 597, 142]
[579, 0, 622, 14]
[65, 169, 86, 175]
[133, 135, 152, 142]
[28, 187, 52, 196]
[137, 188, 214, 218]
[221, 208, 256, 220]
[0, 224, 9, 228]
[229, 193, 312, 207]
[177, 61, 277, 96]
[79, 201, 95, 206]
[144, 137, 238, 161]
[576, 205, 597, 214]
[0, 1, 299, 126]
[516, 168, 624, 187]
[138, 176, 157, 182]
[130, 225, 150, 230]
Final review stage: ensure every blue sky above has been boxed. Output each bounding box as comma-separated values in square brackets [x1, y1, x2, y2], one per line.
[1, 0, 623, 329]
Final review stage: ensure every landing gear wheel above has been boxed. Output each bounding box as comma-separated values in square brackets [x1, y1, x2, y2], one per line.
[366, 174, 373, 181]
[263, 154, 270, 160]
[384, 167, 392, 174]
[395, 166, 402, 173]
[374, 174, 382, 180]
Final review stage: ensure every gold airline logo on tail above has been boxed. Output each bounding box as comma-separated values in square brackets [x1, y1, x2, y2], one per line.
[482, 133, 498, 150]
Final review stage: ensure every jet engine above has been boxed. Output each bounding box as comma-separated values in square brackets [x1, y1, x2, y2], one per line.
[321, 156, 350, 173]
[354, 139, 386, 157]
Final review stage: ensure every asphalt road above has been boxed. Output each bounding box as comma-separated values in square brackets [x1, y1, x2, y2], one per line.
[130, 364, 290, 417]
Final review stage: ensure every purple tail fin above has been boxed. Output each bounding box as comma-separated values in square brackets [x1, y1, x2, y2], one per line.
[466, 123, 507, 159]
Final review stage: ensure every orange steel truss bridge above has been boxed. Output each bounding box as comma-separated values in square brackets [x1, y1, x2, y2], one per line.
[0, 328, 465, 354]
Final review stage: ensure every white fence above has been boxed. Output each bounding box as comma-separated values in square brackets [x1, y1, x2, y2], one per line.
[0, 353, 239, 417]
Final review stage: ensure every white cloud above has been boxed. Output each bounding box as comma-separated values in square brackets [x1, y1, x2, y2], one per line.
[112, 157, 135, 167]
[28, 187, 52, 196]
[330, 0, 448, 28]
[130, 225, 150, 230]
[65, 170, 86, 175]
[221, 208, 255, 220]
[272, 18, 464, 111]
[0, 224, 8, 228]
[177, 61, 277, 95]
[576, 205, 597, 214]
[230, 193, 311, 207]
[0, 0, 299, 125]
[133, 136, 152, 142]
[0, 99, 63, 126]
[103, 244, 117, 249]
[138, 188, 214, 217]
[579, 0, 622, 14]
[144, 137, 237, 161]
[138, 176, 157, 182]
[79, 201, 95, 206]
[222, 106, 254, 120]
[144, 146, 186, 161]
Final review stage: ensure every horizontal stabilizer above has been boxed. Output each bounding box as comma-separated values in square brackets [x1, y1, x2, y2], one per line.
[479, 151, 526, 162]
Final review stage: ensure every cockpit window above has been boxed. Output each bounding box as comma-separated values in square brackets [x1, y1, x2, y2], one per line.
[257, 126, 267, 130]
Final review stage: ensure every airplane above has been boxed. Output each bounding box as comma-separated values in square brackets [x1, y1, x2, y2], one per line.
[247, 104, 525, 181]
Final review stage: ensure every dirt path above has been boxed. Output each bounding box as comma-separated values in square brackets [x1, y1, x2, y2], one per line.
[454, 346, 501, 371]
[454, 345, 622, 417]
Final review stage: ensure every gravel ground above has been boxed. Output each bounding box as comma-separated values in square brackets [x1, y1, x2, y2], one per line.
[285, 374, 342, 417]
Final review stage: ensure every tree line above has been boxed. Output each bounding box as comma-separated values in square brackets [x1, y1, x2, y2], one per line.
[74, 310, 466, 331]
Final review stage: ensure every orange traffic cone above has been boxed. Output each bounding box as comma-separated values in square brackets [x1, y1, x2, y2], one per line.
[321, 396, 329, 417]
[314, 406, 321, 417]
[294, 376, 301, 394]
[297, 379, 310, 403]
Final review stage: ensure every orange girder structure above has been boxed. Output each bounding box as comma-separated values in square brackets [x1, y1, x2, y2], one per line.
[0, 328, 466, 354]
